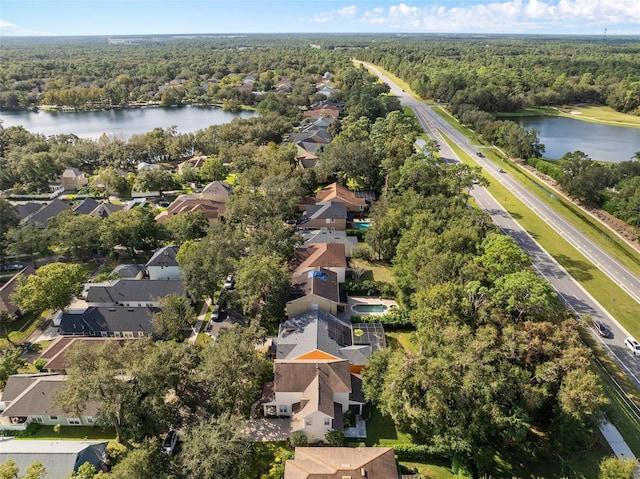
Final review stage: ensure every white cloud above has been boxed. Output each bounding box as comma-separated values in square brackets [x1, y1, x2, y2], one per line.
[0, 19, 52, 36]
[303, 4, 358, 24]
[359, 0, 640, 33]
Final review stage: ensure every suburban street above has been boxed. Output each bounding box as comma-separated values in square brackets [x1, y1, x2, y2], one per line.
[365, 64, 640, 388]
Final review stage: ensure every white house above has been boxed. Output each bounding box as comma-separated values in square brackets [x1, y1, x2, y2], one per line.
[146, 245, 181, 280]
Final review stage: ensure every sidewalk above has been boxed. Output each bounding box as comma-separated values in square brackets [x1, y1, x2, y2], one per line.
[600, 421, 638, 463]
[188, 298, 211, 344]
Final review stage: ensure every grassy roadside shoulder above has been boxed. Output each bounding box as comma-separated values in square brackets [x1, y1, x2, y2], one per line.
[442, 133, 640, 339]
[432, 106, 640, 279]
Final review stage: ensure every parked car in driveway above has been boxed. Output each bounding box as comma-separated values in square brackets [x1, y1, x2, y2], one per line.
[223, 274, 235, 290]
[592, 319, 609, 338]
[162, 430, 178, 455]
[211, 305, 221, 322]
[624, 337, 640, 356]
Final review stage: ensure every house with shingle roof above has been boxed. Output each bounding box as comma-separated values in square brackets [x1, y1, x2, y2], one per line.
[261, 359, 364, 442]
[286, 269, 345, 318]
[297, 202, 347, 231]
[299, 230, 358, 257]
[22, 199, 73, 228]
[292, 243, 347, 283]
[284, 446, 398, 479]
[73, 198, 123, 218]
[146, 245, 180, 280]
[83, 279, 184, 306]
[0, 373, 99, 426]
[60, 167, 88, 191]
[177, 155, 208, 174]
[0, 438, 108, 479]
[272, 310, 379, 374]
[0, 265, 35, 317]
[314, 182, 367, 214]
[57, 305, 158, 338]
[38, 336, 126, 374]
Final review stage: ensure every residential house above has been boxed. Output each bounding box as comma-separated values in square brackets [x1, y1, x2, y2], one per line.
[300, 230, 358, 257]
[286, 269, 345, 318]
[0, 374, 99, 426]
[0, 438, 108, 479]
[13, 202, 45, 222]
[38, 336, 125, 374]
[298, 202, 347, 231]
[155, 181, 231, 226]
[73, 198, 123, 218]
[177, 155, 207, 174]
[146, 246, 180, 280]
[0, 265, 35, 317]
[271, 309, 382, 374]
[262, 359, 364, 442]
[295, 147, 319, 169]
[284, 447, 398, 479]
[57, 305, 159, 338]
[292, 243, 347, 283]
[316, 85, 337, 99]
[83, 279, 184, 306]
[155, 194, 226, 226]
[21, 199, 73, 228]
[60, 167, 88, 191]
[136, 161, 160, 171]
[314, 182, 367, 214]
[111, 263, 145, 280]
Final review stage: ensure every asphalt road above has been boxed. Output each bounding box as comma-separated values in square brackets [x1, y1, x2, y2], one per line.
[365, 64, 640, 387]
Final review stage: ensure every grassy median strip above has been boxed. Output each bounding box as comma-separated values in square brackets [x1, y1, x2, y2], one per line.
[442, 133, 640, 340]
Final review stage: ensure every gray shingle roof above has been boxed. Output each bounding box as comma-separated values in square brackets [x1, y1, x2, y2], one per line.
[0, 439, 107, 479]
[1, 374, 100, 417]
[302, 202, 347, 221]
[72, 198, 101, 215]
[146, 246, 179, 268]
[85, 279, 184, 304]
[59, 306, 158, 335]
[275, 310, 351, 360]
[289, 269, 340, 304]
[25, 199, 73, 228]
[111, 264, 145, 279]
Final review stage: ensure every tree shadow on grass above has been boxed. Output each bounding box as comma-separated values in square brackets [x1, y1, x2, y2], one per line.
[554, 254, 595, 282]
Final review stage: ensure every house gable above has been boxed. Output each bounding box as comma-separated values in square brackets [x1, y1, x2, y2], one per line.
[294, 350, 339, 361]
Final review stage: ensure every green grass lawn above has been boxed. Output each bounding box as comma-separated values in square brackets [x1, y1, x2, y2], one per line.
[18, 425, 117, 441]
[349, 258, 395, 284]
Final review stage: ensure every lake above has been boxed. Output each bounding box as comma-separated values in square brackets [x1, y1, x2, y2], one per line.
[516, 115, 640, 163]
[0, 106, 257, 140]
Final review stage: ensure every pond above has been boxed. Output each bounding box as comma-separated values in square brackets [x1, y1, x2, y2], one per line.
[0, 105, 257, 140]
[516, 115, 640, 163]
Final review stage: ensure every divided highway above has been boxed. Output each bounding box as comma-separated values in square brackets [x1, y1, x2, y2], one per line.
[365, 64, 640, 388]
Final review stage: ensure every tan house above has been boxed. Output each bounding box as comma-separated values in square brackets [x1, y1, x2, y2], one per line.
[177, 155, 207, 174]
[314, 183, 366, 213]
[284, 447, 398, 479]
[60, 168, 88, 191]
[155, 194, 226, 226]
[292, 243, 347, 283]
[286, 268, 344, 318]
[298, 202, 347, 231]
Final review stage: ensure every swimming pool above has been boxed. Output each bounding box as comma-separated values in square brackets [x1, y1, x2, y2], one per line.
[352, 303, 388, 313]
[351, 221, 370, 230]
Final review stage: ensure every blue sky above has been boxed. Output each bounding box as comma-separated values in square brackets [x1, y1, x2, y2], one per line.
[1, 0, 639, 37]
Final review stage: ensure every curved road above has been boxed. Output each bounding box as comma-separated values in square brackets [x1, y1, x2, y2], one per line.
[365, 64, 640, 387]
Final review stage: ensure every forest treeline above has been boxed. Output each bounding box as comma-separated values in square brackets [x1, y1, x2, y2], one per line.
[2, 35, 640, 115]
[353, 35, 640, 114]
